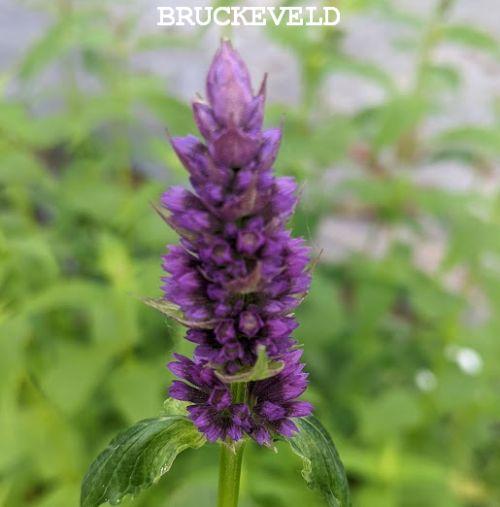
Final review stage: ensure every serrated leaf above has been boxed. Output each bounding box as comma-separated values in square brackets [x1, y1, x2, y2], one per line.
[213, 345, 285, 383]
[80, 415, 206, 507]
[142, 297, 216, 329]
[287, 416, 350, 507]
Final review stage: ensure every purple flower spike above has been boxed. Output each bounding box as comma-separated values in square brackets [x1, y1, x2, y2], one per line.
[161, 40, 312, 444]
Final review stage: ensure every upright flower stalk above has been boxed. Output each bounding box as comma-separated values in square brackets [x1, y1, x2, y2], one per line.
[160, 40, 312, 504]
[81, 40, 350, 507]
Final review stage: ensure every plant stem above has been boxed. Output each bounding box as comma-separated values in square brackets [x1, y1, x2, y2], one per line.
[217, 441, 245, 507]
[217, 383, 247, 507]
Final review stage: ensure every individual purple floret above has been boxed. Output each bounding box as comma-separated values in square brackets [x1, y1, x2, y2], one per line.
[161, 40, 312, 444]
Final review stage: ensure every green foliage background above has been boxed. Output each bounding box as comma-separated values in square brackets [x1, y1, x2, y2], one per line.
[1, 0, 500, 505]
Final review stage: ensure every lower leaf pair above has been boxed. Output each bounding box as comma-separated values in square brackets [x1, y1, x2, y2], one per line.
[81, 401, 350, 507]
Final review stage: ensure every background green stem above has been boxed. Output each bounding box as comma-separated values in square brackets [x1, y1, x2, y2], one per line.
[217, 441, 245, 507]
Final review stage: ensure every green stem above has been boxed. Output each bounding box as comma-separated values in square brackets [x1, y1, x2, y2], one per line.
[414, 0, 456, 94]
[217, 441, 245, 507]
[217, 383, 247, 507]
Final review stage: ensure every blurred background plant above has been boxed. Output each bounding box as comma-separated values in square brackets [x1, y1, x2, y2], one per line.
[1, 0, 500, 506]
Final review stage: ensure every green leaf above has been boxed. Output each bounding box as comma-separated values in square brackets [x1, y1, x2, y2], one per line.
[213, 344, 285, 383]
[442, 25, 499, 56]
[434, 126, 500, 158]
[142, 297, 216, 329]
[359, 389, 421, 442]
[80, 414, 206, 507]
[18, 19, 74, 79]
[373, 94, 426, 150]
[108, 362, 166, 424]
[39, 341, 113, 415]
[421, 64, 461, 91]
[287, 416, 350, 507]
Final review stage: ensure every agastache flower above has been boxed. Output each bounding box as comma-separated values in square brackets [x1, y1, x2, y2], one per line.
[161, 40, 312, 445]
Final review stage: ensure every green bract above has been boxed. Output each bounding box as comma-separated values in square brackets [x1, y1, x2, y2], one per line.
[213, 345, 285, 383]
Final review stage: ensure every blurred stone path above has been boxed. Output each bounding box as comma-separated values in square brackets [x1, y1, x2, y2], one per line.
[1, 0, 499, 281]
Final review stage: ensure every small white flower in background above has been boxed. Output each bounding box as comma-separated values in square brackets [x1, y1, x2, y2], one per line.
[415, 369, 437, 392]
[445, 345, 483, 376]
